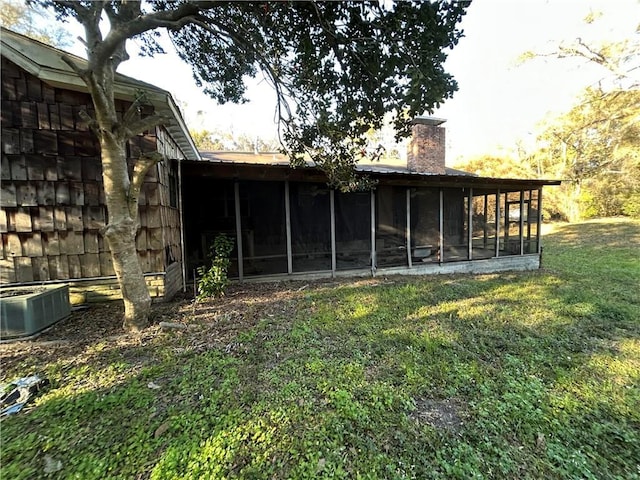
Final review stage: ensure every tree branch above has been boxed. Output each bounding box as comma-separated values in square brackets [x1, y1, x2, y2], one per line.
[90, 2, 219, 69]
[128, 152, 162, 217]
[120, 114, 169, 140]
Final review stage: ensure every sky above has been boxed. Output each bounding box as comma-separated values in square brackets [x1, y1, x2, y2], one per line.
[61, 0, 639, 165]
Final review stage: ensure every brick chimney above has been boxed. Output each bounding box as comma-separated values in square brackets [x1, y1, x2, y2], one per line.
[407, 116, 446, 174]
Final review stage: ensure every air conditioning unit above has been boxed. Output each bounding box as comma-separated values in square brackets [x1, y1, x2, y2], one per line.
[1, 285, 71, 339]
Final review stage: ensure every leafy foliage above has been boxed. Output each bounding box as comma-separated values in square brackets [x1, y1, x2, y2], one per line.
[36, 0, 468, 170]
[1, 0, 71, 46]
[26, 0, 469, 327]
[519, 15, 640, 221]
[196, 234, 235, 300]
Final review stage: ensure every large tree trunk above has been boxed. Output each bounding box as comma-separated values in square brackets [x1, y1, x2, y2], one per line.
[101, 135, 151, 332]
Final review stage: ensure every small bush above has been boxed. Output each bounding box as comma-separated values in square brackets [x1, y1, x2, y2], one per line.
[622, 193, 640, 218]
[197, 234, 235, 300]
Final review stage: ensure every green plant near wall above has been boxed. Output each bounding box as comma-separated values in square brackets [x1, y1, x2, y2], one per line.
[197, 234, 235, 300]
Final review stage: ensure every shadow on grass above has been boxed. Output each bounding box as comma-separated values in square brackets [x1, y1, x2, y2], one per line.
[2, 220, 639, 479]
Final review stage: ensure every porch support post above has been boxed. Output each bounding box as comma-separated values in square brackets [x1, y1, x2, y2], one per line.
[285, 181, 293, 274]
[177, 161, 187, 292]
[468, 188, 473, 260]
[537, 187, 543, 254]
[371, 190, 376, 274]
[234, 181, 244, 281]
[439, 188, 444, 264]
[483, 194, 488, 248]
[519, 190, 525, 255]
[495, 189, 501, 258]
[330, 189, 336, 276]
[503, 192, 509, 252]
[406, 188, 412, 268]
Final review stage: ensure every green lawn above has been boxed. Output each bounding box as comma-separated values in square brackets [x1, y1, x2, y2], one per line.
[2, 218, 639, 479]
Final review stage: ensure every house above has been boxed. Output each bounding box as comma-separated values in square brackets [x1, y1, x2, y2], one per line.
[1, 29, 560, 302]
[182, 118, 559, 282]
[0, 28, 199, 303]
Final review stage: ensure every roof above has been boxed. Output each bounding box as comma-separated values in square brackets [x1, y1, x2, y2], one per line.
[196, 151, 561, 189]
[0, 27, 200, 161]
[200, 151, 472, 176]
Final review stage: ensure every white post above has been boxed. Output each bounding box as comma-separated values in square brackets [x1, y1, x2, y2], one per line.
[285, 181, 292, 274]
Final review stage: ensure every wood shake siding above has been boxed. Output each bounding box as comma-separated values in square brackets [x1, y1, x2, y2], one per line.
[1, 57, 183, 300]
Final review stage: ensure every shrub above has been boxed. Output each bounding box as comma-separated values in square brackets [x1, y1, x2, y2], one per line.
[196, 234, 235, 300]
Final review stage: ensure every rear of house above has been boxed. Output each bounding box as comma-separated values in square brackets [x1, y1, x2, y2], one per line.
[1, 29, 560, 304]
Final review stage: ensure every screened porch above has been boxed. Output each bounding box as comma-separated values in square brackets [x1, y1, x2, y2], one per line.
[181, 164, 546, 281]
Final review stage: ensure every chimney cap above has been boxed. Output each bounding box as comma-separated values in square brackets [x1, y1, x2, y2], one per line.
[411, 116, 446, 126]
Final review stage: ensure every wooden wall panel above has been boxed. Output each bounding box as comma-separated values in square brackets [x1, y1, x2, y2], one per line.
[54, 207, 66, 230]
[0, 183, 17, 207]
[12, 208, 32, 232]
[26, 155, 44, 180]
[48, 255, 69, 279]
[1, 59, 185, 285]
[55, 182, 70, 204]
[36, 181, 56, 205]
[100, 252, 115, 276]
[80, 253, 100, 277]
[17, 184, 37, 206]
[1, 154, 11, 180]
[60, 231, 84, 255]
[43, 232, 60, 256]
[66, 206, 83, 231]
[33, 207, 54, 231]
[2, 128, 21, 154]
[21, 232, 43, 257]
[32, 256, 50, 281]
[0, 258, 16, 283]
[37, 102, 50, 129]
[83, 206, 105, 229]
[67, 254, 82, 278]
[8, 155, 26, 180]
[14, 257, 33, 282]
[84, 231, 99, 253]
[5, 233, 22, 257]
[48, 104, 61, 130]
[20, 129, 34, 153]
[43, 157, 57, 181]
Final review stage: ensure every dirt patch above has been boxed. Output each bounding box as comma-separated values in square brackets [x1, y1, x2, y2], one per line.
[410, 397, 466, 433]
[0, 280, 326, 379]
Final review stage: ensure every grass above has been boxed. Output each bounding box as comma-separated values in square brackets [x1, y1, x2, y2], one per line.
[1, 218, 639, 479]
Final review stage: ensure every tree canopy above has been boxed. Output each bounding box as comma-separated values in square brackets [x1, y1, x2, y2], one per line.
[28, 0, 469, 330]
[37, 1, 467, 172]
[517, 14, 640, 221]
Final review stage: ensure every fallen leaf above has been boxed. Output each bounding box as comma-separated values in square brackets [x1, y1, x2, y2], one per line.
[154, 421, 170, 438]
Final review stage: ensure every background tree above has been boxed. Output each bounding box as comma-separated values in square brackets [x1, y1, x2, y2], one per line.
[521, 14, 639, 221]
[534, 88, 639, 220]
[0, 0, 71, 46]
[33, 0, 468, 331]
